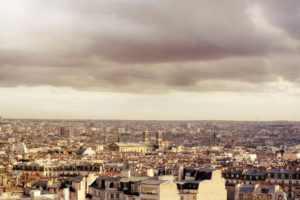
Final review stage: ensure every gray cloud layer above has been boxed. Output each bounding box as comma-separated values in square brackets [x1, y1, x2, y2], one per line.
[0, 0, 300, 93]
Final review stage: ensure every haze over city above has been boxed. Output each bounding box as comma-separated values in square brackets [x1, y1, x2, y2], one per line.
[1, 1, 300, 200]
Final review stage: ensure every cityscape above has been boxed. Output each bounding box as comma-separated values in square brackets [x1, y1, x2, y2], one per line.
[0, 118, 299, 199]
[1, 0, 300, 200]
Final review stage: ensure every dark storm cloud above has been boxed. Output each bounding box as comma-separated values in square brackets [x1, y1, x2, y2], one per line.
[69, 0, 274, 63]
[0, 0, 299, 93]
[0, 58, 281, 93]
[258, 0, 300, 40]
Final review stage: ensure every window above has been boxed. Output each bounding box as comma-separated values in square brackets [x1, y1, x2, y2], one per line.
[248, 194, 253, 200]
[239, 194, 243, 200]
[116, 193, 119, 199]
[111, 193, 114, 199]
[257, 194, 263, 200]
[261, 188, 269, 194]
[109, 182, 114, 188]
[141, 187, 158, 194]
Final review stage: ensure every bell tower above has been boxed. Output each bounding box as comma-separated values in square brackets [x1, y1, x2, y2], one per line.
[143, 130, 150, 142]
[156, 131, 163, 150]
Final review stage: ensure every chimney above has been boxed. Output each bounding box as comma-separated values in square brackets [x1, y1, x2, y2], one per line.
[30, 190, 41, 200]
[147, 168, 154, 177]
[63, 188, 70, 200]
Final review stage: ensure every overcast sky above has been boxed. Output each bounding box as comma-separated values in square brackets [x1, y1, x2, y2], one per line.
[0, 0, 300, 120]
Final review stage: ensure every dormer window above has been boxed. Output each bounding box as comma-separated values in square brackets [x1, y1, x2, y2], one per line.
[248, 194, 253, 200]
[239, 194, 243, 200]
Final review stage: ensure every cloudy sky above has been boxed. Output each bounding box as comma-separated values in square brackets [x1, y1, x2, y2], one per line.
[0, 0, 300, 120]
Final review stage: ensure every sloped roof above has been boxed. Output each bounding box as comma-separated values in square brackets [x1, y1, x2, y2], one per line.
[239, 185, 255, 193]
[114, 142, 155, 147]
[140, 179, 168, 185]
[76, 148, 86, 155]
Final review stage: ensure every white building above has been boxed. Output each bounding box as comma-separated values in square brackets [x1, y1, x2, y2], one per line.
[234, 183, 287, 200]
[89, 170, 227, 200]
[10, 142, 28, 154]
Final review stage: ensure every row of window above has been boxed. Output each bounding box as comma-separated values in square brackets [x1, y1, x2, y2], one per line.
[92, 190, 120, 199]
[223, 173, 299, 180]
[141, 187, 158, 195]
[13, 165, 101, 171]
[238, 193, 284, 200]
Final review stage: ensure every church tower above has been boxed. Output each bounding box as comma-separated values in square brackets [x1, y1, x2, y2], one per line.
[156, 131, 163, 150]
[143, 130, 149, 142]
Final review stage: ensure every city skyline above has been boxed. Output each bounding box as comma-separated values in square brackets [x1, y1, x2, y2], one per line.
[1, 1, 300, 199]
[1, 0, 300, 120]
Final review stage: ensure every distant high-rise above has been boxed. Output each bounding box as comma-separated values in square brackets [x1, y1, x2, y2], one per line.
[89, 121, 95, 128]
[187, 123, 191, 129]
[59, 126, 76, 139]
[68, 127, 76, 139]
[59, 126, 66, 137]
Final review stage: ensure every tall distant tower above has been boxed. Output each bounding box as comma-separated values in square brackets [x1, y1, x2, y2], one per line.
[59, 126, 76, 140]
[59, 127, 66, 137]
[115, 131, 121, 142]
[0, 116, 2, 129]
[156, 131, 163, 150]
[104, 135, 107, 143]
[143, 130, 150, 142]
[118, 132, 123, 142]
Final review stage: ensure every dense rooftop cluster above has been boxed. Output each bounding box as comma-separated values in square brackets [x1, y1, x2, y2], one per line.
[0, 117, 299, 199]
